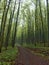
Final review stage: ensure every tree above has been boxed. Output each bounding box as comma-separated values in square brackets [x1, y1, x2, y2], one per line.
[0, 0, 7, 52]
[46, 0, 49, 46]
[0, 0, 11, 52]
[35, 0, 38, 46]
[4, 0, 16, 50]
[12, 0, 21, 47]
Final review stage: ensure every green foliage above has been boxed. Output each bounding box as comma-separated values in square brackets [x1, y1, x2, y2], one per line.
[0, 0, 49, 58]
[23, 43, 49, 49]
[0, 47, 18, 61]
[0, 61, 15, 65]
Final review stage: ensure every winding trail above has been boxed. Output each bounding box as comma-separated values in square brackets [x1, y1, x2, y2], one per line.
[15, 46, 49, 65]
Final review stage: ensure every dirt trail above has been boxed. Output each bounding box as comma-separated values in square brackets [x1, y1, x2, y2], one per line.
[15, 47, 49, 65]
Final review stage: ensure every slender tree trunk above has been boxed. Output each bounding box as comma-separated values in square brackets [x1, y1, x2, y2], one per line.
[0, 0, 7, 53]
[35, 0, 38, 46]
[5, 0, 16, 50]
[46, 0, 49, 46]
[39, 0, 45, 46]
[0, 0, 11, 52]
[12, 0, 20, 48]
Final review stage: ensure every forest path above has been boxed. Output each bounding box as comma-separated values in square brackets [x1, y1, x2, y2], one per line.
[14, 46, 49, 65]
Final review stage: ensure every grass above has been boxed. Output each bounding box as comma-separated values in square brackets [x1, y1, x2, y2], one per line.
[0, 47, 18, 65]
[0, 62, 15, 65]
[23, 43, 49, 50]
[22, 43, 49, 59]
[31, 50, 49, 60]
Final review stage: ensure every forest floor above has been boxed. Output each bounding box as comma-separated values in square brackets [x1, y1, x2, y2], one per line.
[15, 46, 49, 65]
[0, 47, 18, 65]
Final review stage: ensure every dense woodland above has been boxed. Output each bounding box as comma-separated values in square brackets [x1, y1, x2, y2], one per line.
[0, 0, 49, 53]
